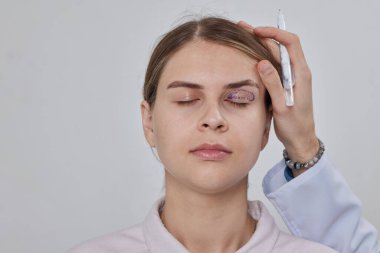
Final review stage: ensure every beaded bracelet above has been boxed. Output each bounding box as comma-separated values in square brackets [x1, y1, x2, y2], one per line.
[283, 138, 325, 170]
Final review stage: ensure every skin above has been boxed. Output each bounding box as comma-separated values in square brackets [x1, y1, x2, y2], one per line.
[141, 40, 271, 252]
[239, 22, 319, 176]
[140, 24, 319, 252]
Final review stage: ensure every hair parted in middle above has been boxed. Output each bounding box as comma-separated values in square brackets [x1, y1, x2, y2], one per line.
[143, 16, 282, 110]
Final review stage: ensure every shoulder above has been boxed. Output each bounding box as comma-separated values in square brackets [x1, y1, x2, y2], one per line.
[248, 200, 337, 253]
[273, 231, 338, 253]
[66, 222, 149, 253]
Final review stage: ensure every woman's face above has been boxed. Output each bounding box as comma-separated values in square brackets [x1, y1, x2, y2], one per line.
[141, 40, 271, 194]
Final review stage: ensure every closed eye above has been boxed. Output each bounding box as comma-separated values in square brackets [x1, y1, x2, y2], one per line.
[227, 101, 250, 108]
[224, 89, 255, 108]
[176, 99, 199, 105]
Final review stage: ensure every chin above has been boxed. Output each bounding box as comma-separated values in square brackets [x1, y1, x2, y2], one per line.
[186, 171, 249, 195]
[163, 157, 252, 195]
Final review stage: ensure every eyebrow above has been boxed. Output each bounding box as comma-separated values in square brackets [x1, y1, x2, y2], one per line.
[166, 79, 259, 90]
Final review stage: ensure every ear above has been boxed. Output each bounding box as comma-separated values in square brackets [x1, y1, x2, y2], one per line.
[261, 106, 273, 150]
[140, 100, 156, 147]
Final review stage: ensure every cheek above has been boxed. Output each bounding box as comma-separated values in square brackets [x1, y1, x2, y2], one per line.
[229, 108, 267, 160]
[151, 102, 191, 152]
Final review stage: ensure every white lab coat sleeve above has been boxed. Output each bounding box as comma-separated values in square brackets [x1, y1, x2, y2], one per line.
[262, 154, 379, 253]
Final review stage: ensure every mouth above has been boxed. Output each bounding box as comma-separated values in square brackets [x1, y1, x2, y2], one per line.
[190, 143, 232, 161]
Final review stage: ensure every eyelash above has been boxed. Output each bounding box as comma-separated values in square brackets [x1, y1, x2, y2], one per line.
[230, 102, 249, 108]
[176, 99, 250, 108]
[176, 100, 198, 106]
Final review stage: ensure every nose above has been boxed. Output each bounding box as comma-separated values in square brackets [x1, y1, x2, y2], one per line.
[197, 102, 229, 132]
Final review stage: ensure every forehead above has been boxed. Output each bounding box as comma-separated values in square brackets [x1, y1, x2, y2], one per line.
[158, 40, 261, 90]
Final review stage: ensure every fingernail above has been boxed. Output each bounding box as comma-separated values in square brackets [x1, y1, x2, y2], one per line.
[259, 61, 273, 75]
[240, 21, 253, 29]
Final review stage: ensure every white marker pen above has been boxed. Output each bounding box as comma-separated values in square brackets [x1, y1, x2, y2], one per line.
[277, 9, 294, 106]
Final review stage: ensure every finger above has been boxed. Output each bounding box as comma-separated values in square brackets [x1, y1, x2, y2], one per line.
[260, 38, 281, 63]
[257, 60, 287, 111]
[254, 26, 307, 66]
[254, 26, 313, 93]
[237, 22, 281, 62]
[237, 20, 254, 33]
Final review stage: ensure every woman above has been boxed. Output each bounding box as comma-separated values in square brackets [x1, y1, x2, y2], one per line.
[67, 17, 336, 252]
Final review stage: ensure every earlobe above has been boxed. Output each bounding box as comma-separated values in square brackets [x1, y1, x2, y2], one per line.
[140, 100, 155, 147]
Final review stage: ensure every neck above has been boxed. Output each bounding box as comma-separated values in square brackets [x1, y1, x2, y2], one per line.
[160, 173, 256, 253]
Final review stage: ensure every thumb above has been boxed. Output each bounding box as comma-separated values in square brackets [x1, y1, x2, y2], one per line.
[257, 60, 285, 110]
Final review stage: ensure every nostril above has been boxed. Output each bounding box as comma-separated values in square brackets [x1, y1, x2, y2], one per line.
[199, 116, 228, 131]
[217, 124, 227, 131]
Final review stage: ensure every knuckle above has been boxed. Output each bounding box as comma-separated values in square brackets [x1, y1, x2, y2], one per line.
[306, 70, 312, 81]
[289, 33, 300, 44]
[262, 74, 276, 86]
[276, 103, 288, 114]
[300, 66, 312, 81]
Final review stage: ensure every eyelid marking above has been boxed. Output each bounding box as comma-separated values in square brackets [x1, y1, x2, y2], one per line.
[224, 89, 255, 103]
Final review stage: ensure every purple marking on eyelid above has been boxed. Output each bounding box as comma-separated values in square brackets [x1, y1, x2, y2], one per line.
[226, 89, 255, 102]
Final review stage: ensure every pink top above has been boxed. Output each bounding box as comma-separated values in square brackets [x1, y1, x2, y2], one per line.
[67, 198, 337, 253]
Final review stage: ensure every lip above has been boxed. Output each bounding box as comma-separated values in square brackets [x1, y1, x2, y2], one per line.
[191, 143, 232, 153]
[190, 143, 232, 161]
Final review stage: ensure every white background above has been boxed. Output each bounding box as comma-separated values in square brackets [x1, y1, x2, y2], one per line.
[1, 0, 379, 252]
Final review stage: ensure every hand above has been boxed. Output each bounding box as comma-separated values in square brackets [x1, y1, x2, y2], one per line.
[238, 21, 319, 175]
